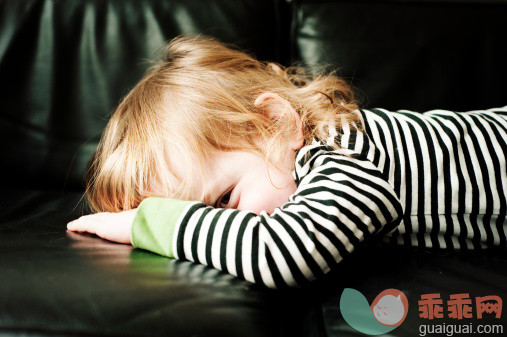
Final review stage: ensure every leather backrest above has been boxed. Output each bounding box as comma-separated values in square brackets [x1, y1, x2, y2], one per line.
[290, 0, 507, 111]
[1, 0, 506, 192]
[0, 0, 289, 191]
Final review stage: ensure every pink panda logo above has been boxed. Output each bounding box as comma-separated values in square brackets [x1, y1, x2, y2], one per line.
[371, 289, 409, 327]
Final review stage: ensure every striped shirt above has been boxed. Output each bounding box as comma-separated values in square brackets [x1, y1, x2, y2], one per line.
[353, 107, 506, 250]
[132, 106, 507, 288]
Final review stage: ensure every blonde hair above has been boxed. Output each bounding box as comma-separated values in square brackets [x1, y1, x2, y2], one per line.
[85, 35, 360, 213]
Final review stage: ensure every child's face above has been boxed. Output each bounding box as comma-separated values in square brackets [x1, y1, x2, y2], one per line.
[157, 148, 298, 215]
[153, 93, 304, 214]
[204, 151, 297, 214]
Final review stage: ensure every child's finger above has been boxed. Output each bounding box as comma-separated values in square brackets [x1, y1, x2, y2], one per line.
[68, 212, 110, 232]
[67, 222, 79, 231]
[67, 220, 83, 231]
[67, 218, 94, 233]
[67, 220, 78, 230]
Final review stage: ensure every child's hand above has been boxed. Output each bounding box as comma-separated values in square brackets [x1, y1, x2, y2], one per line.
[67, 209, 137, 245]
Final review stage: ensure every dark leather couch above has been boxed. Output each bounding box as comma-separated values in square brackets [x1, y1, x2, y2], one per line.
[1, 0, 506, 336]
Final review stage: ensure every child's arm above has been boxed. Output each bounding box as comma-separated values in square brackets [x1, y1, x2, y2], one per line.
[131, 150, 403, 288]
[68, 148, 403, 288]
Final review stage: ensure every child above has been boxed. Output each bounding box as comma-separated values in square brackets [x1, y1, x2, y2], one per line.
[67, 35, 507, 288]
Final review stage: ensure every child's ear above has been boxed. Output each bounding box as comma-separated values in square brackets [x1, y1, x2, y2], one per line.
[254, 92, 304, 151]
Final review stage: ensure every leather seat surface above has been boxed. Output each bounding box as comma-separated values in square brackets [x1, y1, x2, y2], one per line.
[0, 191, 505, 336]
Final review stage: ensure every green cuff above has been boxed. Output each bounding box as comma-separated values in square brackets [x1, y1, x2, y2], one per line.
[131, 197, 194, 258]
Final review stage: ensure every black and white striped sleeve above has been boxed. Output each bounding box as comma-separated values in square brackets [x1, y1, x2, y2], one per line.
[168, 148, 404, 288]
